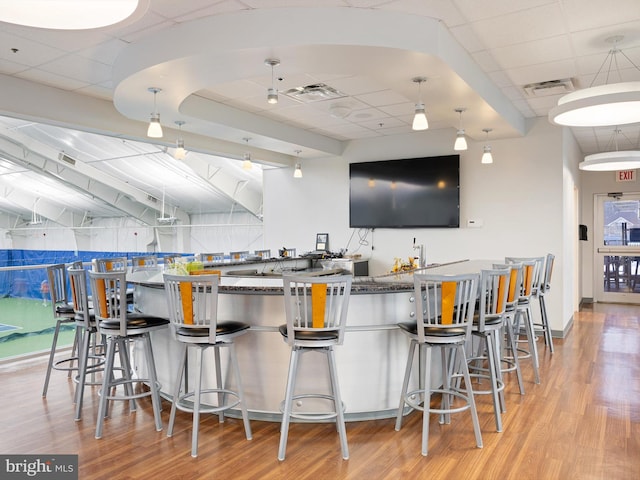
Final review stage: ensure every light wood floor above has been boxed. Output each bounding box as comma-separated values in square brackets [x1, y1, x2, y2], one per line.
[1, 303, 638, 479]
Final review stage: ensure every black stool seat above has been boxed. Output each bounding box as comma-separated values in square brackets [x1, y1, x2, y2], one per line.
[99, 315, 168, 331]
[55, 304, 75, 315]
[278, 324, 339, 341]
[177, 321, 249, 338]
[398, 321, 466, 338]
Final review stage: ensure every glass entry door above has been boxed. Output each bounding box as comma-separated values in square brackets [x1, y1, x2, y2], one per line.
[594, 193, 640, 303]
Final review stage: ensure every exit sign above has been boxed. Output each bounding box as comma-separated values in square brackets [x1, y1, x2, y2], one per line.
[617, 170, 636, 182]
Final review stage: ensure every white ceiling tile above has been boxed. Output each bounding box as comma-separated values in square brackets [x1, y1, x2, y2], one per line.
[0, 58, 30, 76]
[378, 102, 415, 117]
[14, 68, 89, 91]
[491, 36, 573, 70]
[358, 117, 406, 130]
[75, 84, 115, 101]
[39, 54, 112, 85]
[324, 76, 389, 96]
[379, 0, 467, 26]
[0, 31, 66, 66]
[109, 12, 176, 43]
[151, 0, 244, 19]
[472, 51, 502, 73]
[569, 21, 640, 58]
[76, 38, 130, 67]
[354, 90, 409, 107]
[450, 24, 487, 53]
[504, 59, 577, 85]
[487, 70, 516, 87]
[471, 3, 566, 49]
[452, 0, 555, 22]
[561, 0, 640, 32]
[574, 45, 640, 82]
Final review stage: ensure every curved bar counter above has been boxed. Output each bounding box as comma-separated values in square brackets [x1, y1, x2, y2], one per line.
[128, 257, 458, 421]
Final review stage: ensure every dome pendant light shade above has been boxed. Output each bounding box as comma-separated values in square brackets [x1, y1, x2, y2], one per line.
[267, 87, 278, 104]
[411, 77, 428, 131]
[412, 103, 428, 130]
[242, 137, 252, 170]
[453, 108, 468, 150]
[147, 87, 163, 138]
[454, 131, 468, 150]
[175, 139, 186, 160]
[242, 152, 252, 170]
[481, 145, 493, 164]
[481, 128, 493, 164]
[174, 120, 187, 159]
[265, 58, 280, 104]
[293, 150, 302, 178]
[549, 36, 640, 127]
[147, 114, 163, 138]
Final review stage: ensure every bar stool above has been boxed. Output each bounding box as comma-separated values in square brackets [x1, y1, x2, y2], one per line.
[163, 273, 252, 458]
[42, 263, 79, 397]
[395, 272, 482, 456]
[68, 266, 105, 421]
[534, 253, 555, 353]
[197, 253, 224, 263]
[278, 274, 352, 461]
[88, 270, 169, 439]
[229, 251, 249, 261]
[164, 254, 182, 265]
[93, 256, 128, 272]
[492, 263, 526, 396]
[505, 257, 542, 384]
[131, 255, 159, 272]
[467, 267, 511, 432]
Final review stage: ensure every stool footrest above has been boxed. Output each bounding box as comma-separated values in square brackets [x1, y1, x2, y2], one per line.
[98, 378, 161, 402]
[404, 387, 474, 416]
[174, 388, 241, 415]
[280, 393, 345, 422]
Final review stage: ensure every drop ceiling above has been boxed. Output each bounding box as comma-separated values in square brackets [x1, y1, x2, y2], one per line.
[0, 0, 639, 227]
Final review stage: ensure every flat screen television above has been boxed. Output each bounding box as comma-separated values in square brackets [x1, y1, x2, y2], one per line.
[349, 155, 460, 228]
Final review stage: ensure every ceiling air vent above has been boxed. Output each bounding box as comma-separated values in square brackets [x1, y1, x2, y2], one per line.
[522, 78, 575, 97]
[282, 83, 347, 103]
[58, 152, 76, 165]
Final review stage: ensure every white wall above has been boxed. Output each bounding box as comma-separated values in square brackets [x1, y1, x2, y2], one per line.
[264, 117, 573, 334]
[562, 127, 582, 328]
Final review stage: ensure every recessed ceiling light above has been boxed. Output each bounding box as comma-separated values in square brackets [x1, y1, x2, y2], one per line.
[0, 0, 141, 30]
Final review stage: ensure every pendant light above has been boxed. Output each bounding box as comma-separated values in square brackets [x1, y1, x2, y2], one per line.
[147, 87, 163, 138]
[481, 128, 493, 164]
[0, 0, 140, 30]
[242, 137, 252, 170]
[265, 58, 280, 104]
[579, 128, 640, 171]
[293, 150, 302, 178]
[549, 35, 640, 127]
[174, 121, 187, 160]
[411, 77, 428, 131]
[454, 108, 468, 151]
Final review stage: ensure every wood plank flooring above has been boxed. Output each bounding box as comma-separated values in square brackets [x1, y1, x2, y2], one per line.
[1, 302, 638, 479]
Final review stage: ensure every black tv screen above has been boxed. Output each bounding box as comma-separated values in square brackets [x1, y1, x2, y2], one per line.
[349, 155, 460, 228]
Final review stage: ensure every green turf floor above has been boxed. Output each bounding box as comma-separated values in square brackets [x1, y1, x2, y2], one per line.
[0, 297, 75, 360]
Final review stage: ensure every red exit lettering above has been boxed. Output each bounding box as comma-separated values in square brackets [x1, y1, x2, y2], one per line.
[617, 170, 635, 182]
